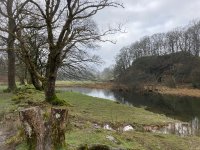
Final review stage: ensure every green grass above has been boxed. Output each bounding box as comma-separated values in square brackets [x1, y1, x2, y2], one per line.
[0, 86, 15, 117]
[65, 128, 200, 150]
[16, 126, 200, 150]
[1, 86, 200, 150]
[2, 85, 175, 126]
[57, 91, 176, 125]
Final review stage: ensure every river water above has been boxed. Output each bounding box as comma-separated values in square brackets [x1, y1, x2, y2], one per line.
[58, 87, 200, 136]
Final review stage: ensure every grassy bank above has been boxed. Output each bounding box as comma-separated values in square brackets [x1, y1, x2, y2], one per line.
[63, 129, 200, 150]
[0, 86, 200, 149]
[56, 91, 200, 149]
[57, 91, 175, 125]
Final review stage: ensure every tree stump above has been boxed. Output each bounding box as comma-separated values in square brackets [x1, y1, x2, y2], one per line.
[51, 107, 68, 149]
[19, 107, 45, 150]
[19, 106, 68, 150]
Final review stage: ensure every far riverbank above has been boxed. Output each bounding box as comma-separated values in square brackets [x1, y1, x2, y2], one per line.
[56, 81, 200, 98]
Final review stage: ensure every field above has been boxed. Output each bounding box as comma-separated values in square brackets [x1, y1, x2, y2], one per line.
[0, 85, 200, 149]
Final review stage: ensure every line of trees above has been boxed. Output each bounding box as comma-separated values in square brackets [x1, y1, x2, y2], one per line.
[114, 20, 200, 77]
[0, 0, 122, 104]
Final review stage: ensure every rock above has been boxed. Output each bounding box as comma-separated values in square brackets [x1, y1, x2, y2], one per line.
[123, 125, 134, 132]
[94, 124, 101, 129]
[106, 135, 116, 143]
[103, 124, 113, 131]
[106, 135, 121, 145]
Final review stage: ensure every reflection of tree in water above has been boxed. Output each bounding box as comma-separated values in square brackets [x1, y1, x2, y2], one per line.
[76, 88, 93, 94]
[111, 90, 125, 103]
[112, 90, 200, 122]
[103, 90, 114, 97]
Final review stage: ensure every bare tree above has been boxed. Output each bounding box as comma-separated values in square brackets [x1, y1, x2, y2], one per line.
[15, 22, 48, 90]
[150, 33, 166, 55]
[188, 20, 200, 56]
[165, 29, 180, 53]
[114, 47, 131, 78]
[100, 67, 114, 81]
[178, 27, 192, 52]
[139, 36, 151, 56]
[114, 19, 200, 83]
[15, 0, 123, 103]
[0, 0, 29, 91]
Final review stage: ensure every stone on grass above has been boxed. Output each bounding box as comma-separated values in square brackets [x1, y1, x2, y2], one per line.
[123, 125, 134, 132]
[106, 135, 116, 143]
[94, 124, 101, 129]
[103, 124, 113, 131]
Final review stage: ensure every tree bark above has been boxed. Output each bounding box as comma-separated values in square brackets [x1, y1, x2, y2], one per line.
[18, 76, 26, 85]
[45, 74, 57, 102]
[50, 107, 68, 148]
[29, 68, 43, 91]
[7, 46, 16, 91]
[7, 0, 17, 91]
[19, 107, 45, 150]
[45, 53, 60, 102]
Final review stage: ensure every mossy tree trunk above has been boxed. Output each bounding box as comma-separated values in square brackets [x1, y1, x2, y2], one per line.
[44, 50, 60, 103]
[28, 68, 43, 91]
[50, 107, 68, 148]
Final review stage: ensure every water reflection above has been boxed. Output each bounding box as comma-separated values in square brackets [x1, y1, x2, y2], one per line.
[58, 87, 200, 136]
[59, 87, 116, 101]
[113, 91, 200, 122]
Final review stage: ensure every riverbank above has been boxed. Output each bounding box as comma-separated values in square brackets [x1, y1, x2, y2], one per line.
[156, 85, 200, 98]
[56, 81, 200, 98]
[56, 80, 128, 90]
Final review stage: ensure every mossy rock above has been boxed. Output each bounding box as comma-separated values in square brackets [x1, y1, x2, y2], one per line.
[47, 95, 70, 106]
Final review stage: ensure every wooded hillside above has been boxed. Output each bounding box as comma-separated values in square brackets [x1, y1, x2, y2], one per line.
[116, 52, 200, 87]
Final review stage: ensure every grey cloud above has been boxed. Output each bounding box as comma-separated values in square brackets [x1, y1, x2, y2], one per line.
[93, 0, 200, 70]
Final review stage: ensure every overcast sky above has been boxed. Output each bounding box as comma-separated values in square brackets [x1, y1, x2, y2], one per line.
[92, 0, 200, 70]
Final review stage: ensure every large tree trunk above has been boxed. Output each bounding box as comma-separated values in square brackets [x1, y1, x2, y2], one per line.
[7, 44, 16, 91]
[45, 74, 57, 102]
[7, 0, 16, 92]
[45, 53, 60, 102]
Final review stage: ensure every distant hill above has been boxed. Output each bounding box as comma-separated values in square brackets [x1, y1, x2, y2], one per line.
[117, 52, 200, 87]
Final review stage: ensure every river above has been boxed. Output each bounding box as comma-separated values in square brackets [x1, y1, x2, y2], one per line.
[58, 87, 200, 136]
